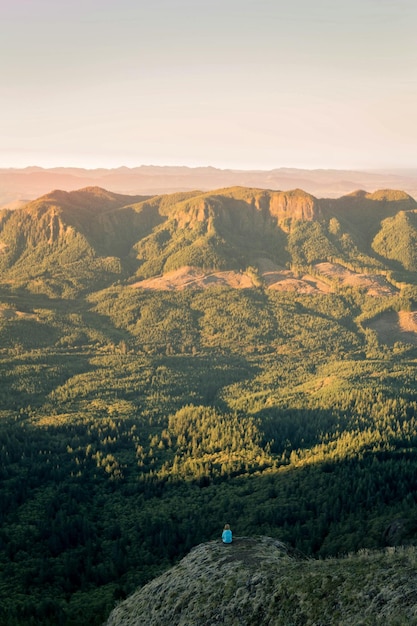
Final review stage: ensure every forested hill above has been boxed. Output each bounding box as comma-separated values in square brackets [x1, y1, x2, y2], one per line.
[2, 184, 417, 624]
[0, 185, 417, 297]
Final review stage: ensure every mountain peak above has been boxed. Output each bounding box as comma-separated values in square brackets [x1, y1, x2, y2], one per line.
[367, 189, 415, 203]
[31, 186, 147, 210]
[342, 189, 415, 204]
[344, 189, 368, 198]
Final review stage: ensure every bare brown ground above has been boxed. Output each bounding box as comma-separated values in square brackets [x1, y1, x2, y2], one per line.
[264, 270, 332, 294]
[315, 263, 398, 297]
[132, 265, 327, 293]
[130, 267, 256, 291]
[365, 310, 417, 345]
[132, 261, 398, 297]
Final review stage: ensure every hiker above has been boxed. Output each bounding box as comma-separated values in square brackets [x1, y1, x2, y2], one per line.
[222, 523, 232, 544]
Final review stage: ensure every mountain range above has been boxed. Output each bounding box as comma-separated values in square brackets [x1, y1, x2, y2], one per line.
[1, 165, 417, 209]
[1, 185, 417, 299]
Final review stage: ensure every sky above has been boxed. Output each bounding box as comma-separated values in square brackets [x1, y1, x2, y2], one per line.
[1, 0, 416, 170]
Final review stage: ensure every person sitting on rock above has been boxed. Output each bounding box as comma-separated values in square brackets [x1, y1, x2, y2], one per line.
[222, 523, 232, 544]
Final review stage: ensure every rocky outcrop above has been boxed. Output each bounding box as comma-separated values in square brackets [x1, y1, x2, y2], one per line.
[268, 189, 321, 224]
[105, 537, 417, 626]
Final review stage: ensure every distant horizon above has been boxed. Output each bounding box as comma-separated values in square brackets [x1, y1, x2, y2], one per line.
[2, 161, 417, 209]
[1, 162, 417, 175]
[2, 1, 416, 175]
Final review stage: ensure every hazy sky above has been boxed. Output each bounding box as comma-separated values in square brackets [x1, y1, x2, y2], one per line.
[1, 0, 416, 170]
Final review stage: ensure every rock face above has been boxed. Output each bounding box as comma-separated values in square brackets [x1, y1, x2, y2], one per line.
[268, 189, 321, 224]
[105, 537, 417, 626]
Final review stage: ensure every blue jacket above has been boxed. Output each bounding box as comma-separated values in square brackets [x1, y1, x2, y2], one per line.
[222, 529, 232, 544]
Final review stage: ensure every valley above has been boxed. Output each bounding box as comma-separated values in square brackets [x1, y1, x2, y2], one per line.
[1, 184, 417, 624]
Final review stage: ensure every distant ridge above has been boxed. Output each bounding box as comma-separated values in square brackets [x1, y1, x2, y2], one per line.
[1, 165, 417, 208]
